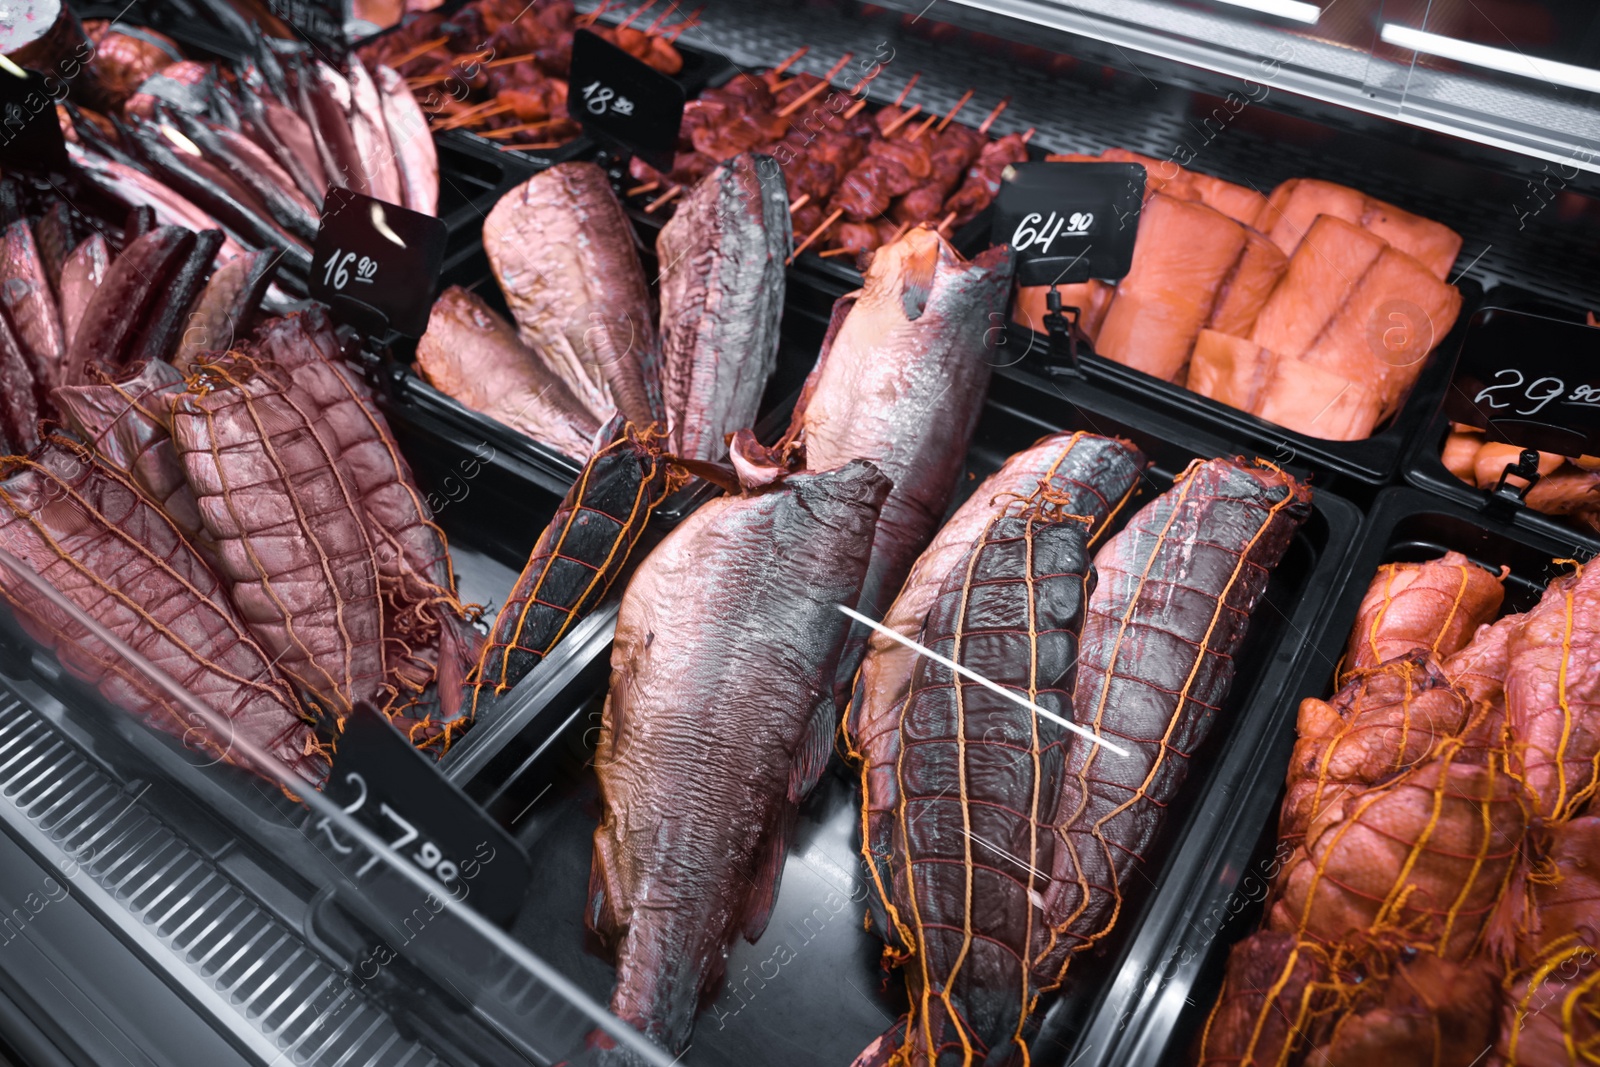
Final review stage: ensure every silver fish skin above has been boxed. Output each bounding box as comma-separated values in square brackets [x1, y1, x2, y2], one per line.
[484, 162, 661, 430]
[345, 57, 405, 206]
[57, 235, 111, 352]
[374, 64, 439, 215]
[0, 220, 66, 398]
[777, 227, 1015, 688]
[655, 152, 789, 461]
[587, 454, 891, 1063]
[416, 286, 600, 461]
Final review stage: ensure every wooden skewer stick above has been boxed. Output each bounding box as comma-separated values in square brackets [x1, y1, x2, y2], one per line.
[389, 36, 448, 70]
[614, 0, 658, 32]
[879, 103, 922, 137]
[907, 114, 939, 141]
[437, 99, 512, 129]
[485, 52, 539, 68]
[845, 97, 870, 119]
[645, 185, 683, 213]
[664, 9, 702, 41]
[893, 73, 922, 106]
[478, 119, 561, 139]
[819, 247, 854, 258]
[768, 46, 810, 83]
[643, 2, 678, 34]
[628, 180, 662, 196]
[788, 192, 811, 214]
[791, 208, 843, 262]
[937, 89, 975, 132]
[935, 210, 957, 234]
[498, 141, 561, 151]
[776, 53, 855, 116]
[887, 221, 912, 243]
[577, 0, 616, 27]
[976, 97, 1010, 135]
[1021, 127, 1036, 143]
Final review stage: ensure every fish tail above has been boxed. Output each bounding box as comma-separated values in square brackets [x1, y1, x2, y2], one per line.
[853, 1000, 1027, 1067]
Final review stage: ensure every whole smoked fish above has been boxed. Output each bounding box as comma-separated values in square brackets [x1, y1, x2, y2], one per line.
[656, 152, 789, 461]
[850, 503, 1094, 1067]
[848, 432, 1146, 763]
[0, 434, 325, 785]
[1046, 458, 1310, 969]
[416, 286, 600, 461]
[766, 226, 1013, 681]
[484, 163, 661, 428]
[466, 422, 676, 719]
[587, 454, 890, 1062]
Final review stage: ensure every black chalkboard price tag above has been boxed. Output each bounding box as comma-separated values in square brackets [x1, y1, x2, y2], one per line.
[315, 703, 531, 926]
[0, 63, 69, 177]
[1443, 307, 1600, 456]
[568, 28, 686, 173]
[991, 162, 1146, 288]
[310, 188, 445, 338]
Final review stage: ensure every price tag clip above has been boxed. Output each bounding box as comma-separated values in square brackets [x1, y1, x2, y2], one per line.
[1483, 449, 1544, 521]
[1042, 285, 1085, 379]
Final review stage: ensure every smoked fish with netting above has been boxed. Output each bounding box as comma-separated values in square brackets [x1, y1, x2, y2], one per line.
[465, 421, 676, 720]
[849, 504, 1094, 1067]
[171, 361, 386, 718]
[1045, 457, 1311, 972]
[0, 433, 324, 785]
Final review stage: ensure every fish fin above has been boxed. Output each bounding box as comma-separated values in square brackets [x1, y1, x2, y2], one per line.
[789, 692, 835, 804]
[850, 1016, 910, 1067]
[740, 812, 791, 943]
[586, 830, 623, 948]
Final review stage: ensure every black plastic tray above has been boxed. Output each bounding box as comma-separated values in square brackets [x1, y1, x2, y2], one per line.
[1405, 285, 1600, 554]
[1006, 278, 1484, 494]
[437, 327, 1361, 1066]
[1081, 485, 1596, 1067]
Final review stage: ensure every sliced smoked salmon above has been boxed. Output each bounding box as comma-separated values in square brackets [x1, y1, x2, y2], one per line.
[1260, 178, 1462, 279]
[1255, 358, 1384, 441]
[1208, 226, 1289, 336]
[1298, 244, 1462, 418]
[1188, 330, 1275, 411]
[1095, 193, 1248, 383]
[1251, 215, 1388, 359]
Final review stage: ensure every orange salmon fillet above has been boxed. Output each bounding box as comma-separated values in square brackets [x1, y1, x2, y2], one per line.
[1188, 330, 1275, 411]
[1261, 178, 1462, 278]
[1095, 193, 1248, 383]
[1208, 226, 1289, 336]
[1255, 358, 1384, 441]
[1298, 244, 1462, 418]
[1251, 215, 1387, 359]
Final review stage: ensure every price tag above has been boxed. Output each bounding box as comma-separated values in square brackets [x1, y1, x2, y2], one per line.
[309, 188, 445, 338]
[991, 161, 1146, 288]
[568, 28, 686, 172]
[316, 703, 531, 925]
[1443, 307, 1600, 456]
[0, 63, 69, 177]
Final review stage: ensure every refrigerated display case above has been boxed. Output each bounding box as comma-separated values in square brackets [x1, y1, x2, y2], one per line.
[2, 1, 1598, 1066]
